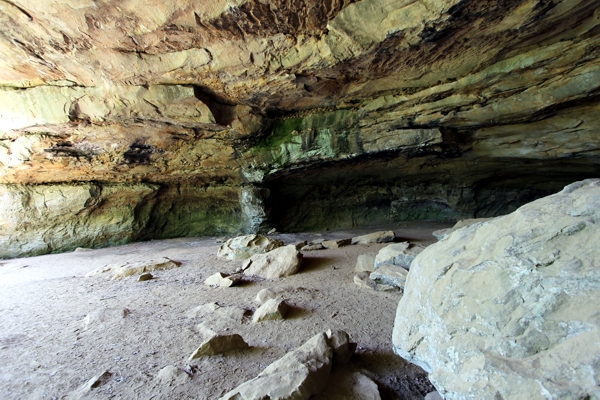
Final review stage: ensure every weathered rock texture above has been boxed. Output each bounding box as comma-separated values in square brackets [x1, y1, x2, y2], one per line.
[1, 0, 600, 256]
[393, 179, 600, 399]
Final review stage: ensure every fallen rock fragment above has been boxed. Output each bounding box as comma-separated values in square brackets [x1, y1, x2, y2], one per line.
[370, 264, 409, 289]
[294, 241, 308, 250]
[188, 331, 249, 360]
[351, 231, 395, 245]
[326, 329, 357, 365]
[138, 272, 153, 281]
[355, 253, 377, 273]
[203, 272, 242, 287]
[242, 245, 303, 279]
[86, 257, 181, 280]
[252, 298, 289, 322]
[393, 179, 600, 399]
[354, 272, 398, 292]
[83, 308, 130, 328]
[220, 332, 337, 400]
[255, 288, 277, 305]
[155, 365, 190, 386]
[322, 238, 351, 249]
[87, 370, 112, 390]
[217, 234, 283, 260]
[374, 242, 424, 269]
[301, 242, 325, 251]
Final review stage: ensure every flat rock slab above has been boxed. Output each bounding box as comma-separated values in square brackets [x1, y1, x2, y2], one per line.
[86, 257, 181, 280]
[301, 243, 325, 251]
[243, 245, 303, 279]
[188, 332, 248, 360]
[374, 242, 424, 270]
[155, 365, 190, 386]
[322, 238, 352, 249]
[221, 331, 352, 400]
[352, 231, 395, 245]
[217, 234, 284, 260]
[354, 272, 399, 292]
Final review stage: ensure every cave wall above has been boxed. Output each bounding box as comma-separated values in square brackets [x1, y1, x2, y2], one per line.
[1, 0, 600, 257]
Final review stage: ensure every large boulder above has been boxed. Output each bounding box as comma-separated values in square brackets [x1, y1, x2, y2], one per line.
[242, 245, 303, 279]
[217, 234, 284, 260]
[393, 179, 600, 399]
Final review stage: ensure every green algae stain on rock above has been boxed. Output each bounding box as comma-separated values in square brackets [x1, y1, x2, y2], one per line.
[249, 110, 358, 175]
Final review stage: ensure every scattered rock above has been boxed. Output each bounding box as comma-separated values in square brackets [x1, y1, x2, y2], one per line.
[86, 257, 181, 280]
[321, 238, 352, 249]
[185, 302, 220, 319]
[87, 370, 112, 390]
[431, 218, 493, 241]
[215, 237, 227, 243]
[253, 298, 289, 322]
[293, 241, 308, 250]
[370, 264, 409, 289]
[188, 331, 249, 360]
[351, 231, 395, 245]
[354, 272, 398, 292]
[313, 370, 381, 400]
[355, 253, 377, 273]
[326, 329, 356, 365]
[217, 234, 283, 260]
[242, 245, 303, 279]
[220, 332, 335, 400]
[267, 228, 278, 234]
[138, 272, 153, 281]
[393, 179, 600, 399]
[74, 247, 93, 252]
[155, 365, 190, 386]
[374, 242, 425, 269]
[301, 242, 325, 251]
[203, 272, 243, 287]
[255, 288, 277, 305]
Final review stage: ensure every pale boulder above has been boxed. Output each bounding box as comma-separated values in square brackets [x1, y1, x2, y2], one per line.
[242, 245, 303, 279]
[355, 253, 377, 273]
[374, 242, 424, 270]
[393, 179, 600, 399]
[188, 331, 249, 360]
[86, 257, 181, 280]
[370, 264, 409, 289]
[432, 218, 493, 241]
[322, 238, 351, 249]
[217, 234, 284, 260]
[255, 288, 277, 305]
[155, 365, 190, 386]
[203, 272, 242, 287]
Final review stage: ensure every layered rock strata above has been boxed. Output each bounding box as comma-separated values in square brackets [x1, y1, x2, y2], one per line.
[1, 0, 600, 256]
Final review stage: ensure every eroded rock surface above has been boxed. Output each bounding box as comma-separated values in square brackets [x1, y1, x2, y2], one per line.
[393, 179, 600, 399]
[1, 1, 600, 257]
[242, 244, 303, 279]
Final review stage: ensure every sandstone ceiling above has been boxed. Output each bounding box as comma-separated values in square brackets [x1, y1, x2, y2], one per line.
[1, 0, 600, 257]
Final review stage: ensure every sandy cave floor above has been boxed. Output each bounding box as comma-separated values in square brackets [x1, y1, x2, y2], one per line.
[0, 221, 452, 400]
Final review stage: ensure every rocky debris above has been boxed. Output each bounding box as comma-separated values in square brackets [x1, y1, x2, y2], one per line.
[322, 238, 352, 249]
[74, 247, 93, 252]
[242, 245, 303, 279]
[86, 257, 181, 280]
[252, 298, 289, 322]
[155, 365, 190, 386]
[313, 370, 381, 400]
[67, 370, 113, 399]
[217, 234, 284, 260]
[370, 264, 409, 289]
[355, 253, 377, 273]
[352, 231, 395, 245]
[221, 330, 354, 400]
[203, 272, 243, 288]
[301, 242, 325, 251]
[393, 180, 600, 399]
[326, 329, 357, 365]
[83, 308, 130, 329]
[138, 272, 153, 281]
[374, 242, 424, 270]
[215, 237, 227, 243]
[185, 302, 221, 319]
[255, 288, 277, 305]
[293, 241, 308, 250]
[188, 331, 249, 360]
[432, 218, 494, 241]
[354, 272, 398, 292]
